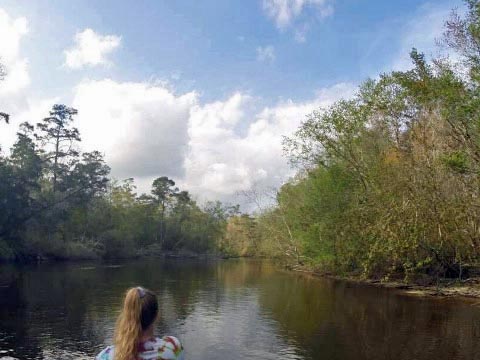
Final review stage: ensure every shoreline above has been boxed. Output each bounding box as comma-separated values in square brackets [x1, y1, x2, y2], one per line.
[4, 254, 480, 300]
[0, 251, 225, 264]
[334, 275, 480, 299]
[291, 267, 480, 300]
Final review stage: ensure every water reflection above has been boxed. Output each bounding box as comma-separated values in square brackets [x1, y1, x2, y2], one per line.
[0, 259, 479, 360]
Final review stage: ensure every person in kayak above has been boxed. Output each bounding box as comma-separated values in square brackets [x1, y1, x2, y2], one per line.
[96, 287, 184, 360]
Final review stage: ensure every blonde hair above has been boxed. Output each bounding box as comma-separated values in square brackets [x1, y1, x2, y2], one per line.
[114, 287, 158, 360]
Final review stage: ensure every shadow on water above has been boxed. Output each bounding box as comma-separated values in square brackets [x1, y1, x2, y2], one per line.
[0, 259, 479, 359]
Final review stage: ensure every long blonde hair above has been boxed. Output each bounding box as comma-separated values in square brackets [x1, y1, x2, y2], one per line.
[114, 287, 159, 360]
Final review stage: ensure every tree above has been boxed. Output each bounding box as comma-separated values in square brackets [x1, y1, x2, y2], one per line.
[36, 104, 80, 193]
[9, 122, 43, 207]
[70, 151, 110, 202]
[0, 124, 42, 250]
[221, 214, 258, 256]
[151, 176, 178, 244]
[171, 191, 193, 219]
[0, 155, 18, 249]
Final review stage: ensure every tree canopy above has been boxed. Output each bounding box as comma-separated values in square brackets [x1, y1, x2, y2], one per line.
[0, 104, 236, 260]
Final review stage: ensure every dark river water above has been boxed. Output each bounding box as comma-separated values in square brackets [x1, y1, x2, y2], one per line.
[1, 259, 480, 360]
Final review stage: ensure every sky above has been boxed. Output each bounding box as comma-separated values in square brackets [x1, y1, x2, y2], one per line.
[0, 0, 464, 208]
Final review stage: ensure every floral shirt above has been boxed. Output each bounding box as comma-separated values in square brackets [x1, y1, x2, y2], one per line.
[96, 336, 184, 360]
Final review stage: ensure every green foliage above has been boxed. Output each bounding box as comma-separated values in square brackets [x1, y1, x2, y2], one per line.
[36, 104, 81, 193]
[0, 105, 235, 261]
[235, 1, 480, 281]
[219, 214, 258, 256]
[441, 151, 470, 173]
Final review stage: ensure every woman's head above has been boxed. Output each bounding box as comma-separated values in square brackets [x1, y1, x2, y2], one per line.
[114, 287, 159, 360]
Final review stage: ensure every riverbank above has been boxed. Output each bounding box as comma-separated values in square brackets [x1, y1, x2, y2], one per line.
[0, 249, 224, 264]
[290, 266, 480, 299]
[335, 275, 480, 299]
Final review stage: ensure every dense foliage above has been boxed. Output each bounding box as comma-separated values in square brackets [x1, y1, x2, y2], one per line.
[0, 106, 237, 260]
[237, 1, 480, 281]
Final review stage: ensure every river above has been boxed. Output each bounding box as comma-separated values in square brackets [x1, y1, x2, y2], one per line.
[0, 259, 479, 359]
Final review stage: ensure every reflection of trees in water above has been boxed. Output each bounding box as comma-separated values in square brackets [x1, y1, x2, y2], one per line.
[0, 259, 265, 359]
[256, 274, 480, 360]
[154, 259, 275, 333]
[0, 263, 115, 358]
[330, 283, 480, 360]
[2, 260, 479, 360]
[0, 265, 43, 359]
[257, 273, 345, 360]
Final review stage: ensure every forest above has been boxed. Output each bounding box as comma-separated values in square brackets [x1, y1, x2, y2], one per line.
[0, 102, 239, 260]
[2, 1, 480, 284]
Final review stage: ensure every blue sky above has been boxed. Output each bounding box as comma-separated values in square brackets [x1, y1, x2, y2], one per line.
[0, 0, 464, 206]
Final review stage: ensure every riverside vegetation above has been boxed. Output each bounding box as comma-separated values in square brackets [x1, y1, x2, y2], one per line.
[2, 1, 480, 287]
[0, 103, 239, 260]
[222, 1, 480, 285]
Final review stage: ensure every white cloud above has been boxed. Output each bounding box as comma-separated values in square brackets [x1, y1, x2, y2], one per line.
[69, 79, 354, 205]
[64, 28, 121, 69]
[183, 82, 356, 204]
[0, 6, 354, 207]
[0, 8, 30, 95]
[0, 7, 46, 153]
[256, 45, 275, 62]
[262, 0, 333, 29]
[72, 79, 197, 185]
